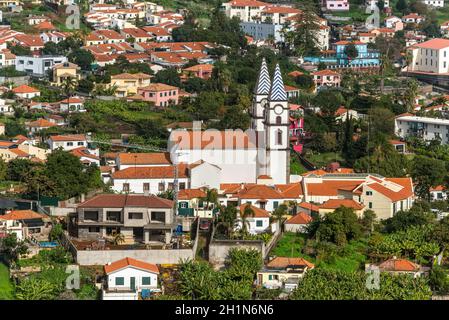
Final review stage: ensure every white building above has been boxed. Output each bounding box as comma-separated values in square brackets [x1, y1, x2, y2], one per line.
[407, 38, 449, 74]
[103, 257, 160, 300]
[236, 204, 271, 234]
[169, 59, 290, 184]
[422, 0, 444, 7]
[47, 134, 88, 151]
[221, 0, 268, 23]
[395, 114, 449, 144]
[15, 55, 67, 77]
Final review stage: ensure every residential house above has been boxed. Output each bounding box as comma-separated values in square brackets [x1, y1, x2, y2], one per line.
[312, 69, 341, 91]
[0, 210, 50, 240]
[58, 97, 85, 113]
[422, 0, 444, 7]
[70, 194, 175, 245]
[70, 147, 101, 166]
[116, 152, 172, 170]
[406, 38, 449, 74]
[141, 26, 172, 42]
[12, 85, 40, 99]
[430, 185, 448, 201]
[236, 204, 270, 234]
[395, 114, 449, 143]
[137, 83, 179, 107]
[26, 118, 57, 134]
[110, 72, 152, 97]
[111, 165, 189, 194]
[120, 28, 153, 43]
[221, 0, 268, 23]
[323, 0, 349, 11]
[102, 257, 160, 300]
[385, 16, 403, 31]
[257, 257, 314, 291]
[366, 257, 429, 278]
[52, 62, 80, 86]
[335, 107, 358, 122]
[47, 134, 88, 151]
[284, 85, 300, 99]
[182, 64, 213, 80]
[390, 139, 406, 153]
[15, 55, 67, 77]
[402, 13, 424, 24]
[177, 188, 218, 218]
[318, 198, 366, 217]
[284, 212, 313, 233]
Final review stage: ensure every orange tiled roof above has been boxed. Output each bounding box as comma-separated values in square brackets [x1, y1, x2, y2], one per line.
[367, 178, 414, 202]
[297, 202, 320, 212]
[49, 134, 86, 141]
[27, 119, 57, 128]
[238, 184, 283, 199]
[12, 85, 40, 94]
[0, 210, 46, 220]
[239, 204, 270, 218]
[104, 257, 159, 274]
[138, 83, 178, 92]
[378, 258, 420, 272]
[305, 180, 365, 196]
[313, 69, 340, 76]
[266, 257, 314, 269]
[178, 188, 206, 200]
[319, 199, 365, 210]
[112, 165, 189, 179]
[285, 212, 313, 225]
[118, 152, 172, 165]
[275, 183, 303, 198]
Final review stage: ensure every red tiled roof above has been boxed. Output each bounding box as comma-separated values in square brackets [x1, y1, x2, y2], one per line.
[0, 210, 46, 220]
[104, 257, 159, 274]
[367, 178, 414, 202]
[118, 152, 171, 165]
[239, 204, 270, 218]
[12, 85, 40, 94]
[78, 194, 173, 208]
[319, 199, 365, 210]
[297, 202, 320, 212]
[411, 38, 449, 50]
[178, 188, 206, 200]
[112, 165, 189, 179]
[49, 134, 86, 141]
[378, 258, 420, 272]
[285, 212, 313, 225]
[27, 119, 56, 128]
[266, 256, 314, 269]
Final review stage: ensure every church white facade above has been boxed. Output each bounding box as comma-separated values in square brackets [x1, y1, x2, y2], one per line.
[168, 59, 290, 185]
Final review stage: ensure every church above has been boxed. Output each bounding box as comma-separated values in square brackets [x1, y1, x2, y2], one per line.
[168, 59, 291, 186]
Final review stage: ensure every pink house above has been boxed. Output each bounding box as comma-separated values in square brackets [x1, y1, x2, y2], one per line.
[137, 83, 179, 107]
[323, 0, 349, 11]
[312, 69, 341, 91]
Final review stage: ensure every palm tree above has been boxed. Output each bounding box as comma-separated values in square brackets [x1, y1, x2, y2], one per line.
[202, 188, 218, 212]
[272, 204, 288, 232]
[241, 204, 255, 235]
[217, 205, 237, 237]
[112, 232, 125, 245]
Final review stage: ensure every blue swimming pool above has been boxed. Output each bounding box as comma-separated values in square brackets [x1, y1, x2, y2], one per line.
[39, 241, 59, 248]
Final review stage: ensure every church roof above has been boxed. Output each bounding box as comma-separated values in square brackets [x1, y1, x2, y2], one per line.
[269, 63, 287, 101]
[254, 57, 271, 95]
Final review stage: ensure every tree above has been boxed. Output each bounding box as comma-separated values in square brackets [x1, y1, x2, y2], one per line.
[0, 233, 29, 265]
[240, 204, 255, 234]
[112, 233, 125, 245]
[412, 156, 446, 200]
[344, 43, 359, 60]
[50, 223, 64, 241]
[308, 207, 362, 246]
[429, 266, 449, 295]
[377, 0, 385, 11]
[153, 68, 181, 87]
[295, 74, 315, 91]
[272, 204, 288, 230]
[217, 205, 238, 237]
[16, 278, 57, 300]
[0, 158, 6, 181]
[396, 0, 407, 12]
[42, 41, 60, 55]
[68, 49, 94, 71]
[9, 44, 31, 56]
[382, 205, 434, 233]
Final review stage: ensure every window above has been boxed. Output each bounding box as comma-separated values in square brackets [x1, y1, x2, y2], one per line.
[179, 182, 186, 190]
[77, 142, 84, 146]
[168, 183, 174, 190]
[123, 183, 130, 192]
[142, 277, 151, 285]
[84, 211, 99, 221]
[276, 116, 282, 125]
[276, 130, 283, 145]
[128, 212, 143, 219]
[151, 211, 165, 222]
[143, 183, 150, 192]
[368, 202, 373, 209]
[67, 142, 73, 146]
[366, 191, 372, 196]
[115, 277, 124, 286]
[273, 201, 279, 209]
[88, 226, 100, 233]
[106, 211, 120, 222]
[256, 220, 263, 227]
[180, 202, 188, 209]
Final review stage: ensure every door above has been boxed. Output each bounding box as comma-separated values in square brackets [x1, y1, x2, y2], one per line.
[130, 277, 136, 291]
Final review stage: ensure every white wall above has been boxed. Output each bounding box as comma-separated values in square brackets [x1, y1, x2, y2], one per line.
[112, 177, 189, 194]
[108, 267, 158, 291]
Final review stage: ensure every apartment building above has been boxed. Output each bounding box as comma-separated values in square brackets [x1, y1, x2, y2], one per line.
[15, 55, 67, 77]
[70, 194, 175, 245]
[395, 114, 449, 144]
[407, 38, 449, 74]
[221, 0, 268, 23]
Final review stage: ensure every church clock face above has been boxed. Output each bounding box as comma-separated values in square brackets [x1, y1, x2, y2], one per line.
[274, 105, 283, 115]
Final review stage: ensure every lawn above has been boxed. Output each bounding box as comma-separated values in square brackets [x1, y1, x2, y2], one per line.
[269, 232, 368, 273]
[290, 156, 308, 175]
[434, 6, 449, 24]
[0, 262, 14, 300]
[305, 151, 345, 168]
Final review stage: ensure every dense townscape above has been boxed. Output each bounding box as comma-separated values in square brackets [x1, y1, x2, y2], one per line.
[2, 0, 449, 302]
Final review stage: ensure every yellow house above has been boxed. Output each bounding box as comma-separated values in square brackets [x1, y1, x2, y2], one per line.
[317, 198, 366, 218]
[257, 257, 314, 291]
[109, 72, 152, 97]
[52, 62, 80, 86]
